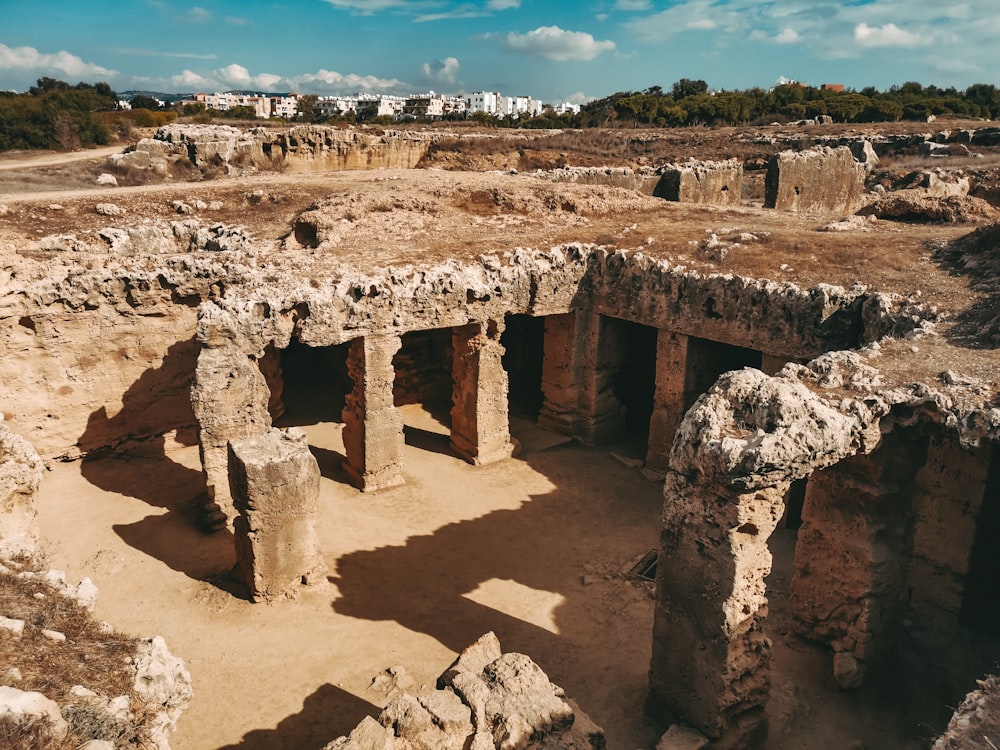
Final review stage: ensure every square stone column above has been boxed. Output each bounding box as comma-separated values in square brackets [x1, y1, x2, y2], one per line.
[649, 472, 787, 747]
[790, 432, 927, 687]
[644, 331, 688, 477]
[342, 335, 405, 492]
[537, 311, 626, 445]
[229, 427, 326, 603]
[450, 320, 514, 466]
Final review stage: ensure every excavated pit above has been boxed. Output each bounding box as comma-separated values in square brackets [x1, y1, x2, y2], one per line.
[1, 125, 999, 750]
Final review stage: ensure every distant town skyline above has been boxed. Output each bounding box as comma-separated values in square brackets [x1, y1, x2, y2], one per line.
[1, 0, 997, 103]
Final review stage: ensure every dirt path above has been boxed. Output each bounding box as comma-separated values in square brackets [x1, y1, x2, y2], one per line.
[0, 145, 123, 172]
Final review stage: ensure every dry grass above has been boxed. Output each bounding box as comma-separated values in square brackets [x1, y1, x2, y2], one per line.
[0, 557, 150, 749]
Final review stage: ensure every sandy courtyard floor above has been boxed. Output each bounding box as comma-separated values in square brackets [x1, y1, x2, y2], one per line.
[36, 404, 666, 750]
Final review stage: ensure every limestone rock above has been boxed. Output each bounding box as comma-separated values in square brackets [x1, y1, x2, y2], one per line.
[833, 652, 866, 690]
[0, 686, 69, 736]
[95, 202, 124, 216]
[95, 173, 118, 186]
[654, 159, 742, 206]
[656, 724, 710, 750]
[228, 427, 326, 603]
[131, 635, 193, 750]
[764, 146, 866, 215]
[0, 420, 44, 557]
[932, 675, 1000, 749]
[325, 634, 605, 750]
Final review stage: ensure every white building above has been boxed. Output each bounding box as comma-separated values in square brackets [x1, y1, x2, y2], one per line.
[467, 91, 501, 115]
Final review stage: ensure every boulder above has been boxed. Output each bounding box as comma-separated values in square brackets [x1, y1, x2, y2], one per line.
[131, 636, 194, 750]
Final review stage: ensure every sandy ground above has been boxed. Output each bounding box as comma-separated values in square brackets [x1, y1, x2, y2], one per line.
[33, 400, 954, 750]
[36, 404, 666, 749]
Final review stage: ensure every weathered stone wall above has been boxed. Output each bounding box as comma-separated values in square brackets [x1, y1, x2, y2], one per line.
[764, 146, 867, 215]
[653, 159, 742, 206]
[0, 264, 213, 460]
[905, 436, 993, 633]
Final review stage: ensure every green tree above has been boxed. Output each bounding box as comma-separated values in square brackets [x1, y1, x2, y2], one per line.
[671, 78, 708, 99]
[129, 95, 161, 111]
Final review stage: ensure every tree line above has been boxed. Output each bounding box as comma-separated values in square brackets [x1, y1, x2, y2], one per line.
[575, 79, 1000, 128]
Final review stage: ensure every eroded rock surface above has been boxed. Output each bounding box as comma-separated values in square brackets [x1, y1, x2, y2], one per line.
[0, 419, 44, 557]
[324, 633, 605, 750]
[765, 146, 866, 214]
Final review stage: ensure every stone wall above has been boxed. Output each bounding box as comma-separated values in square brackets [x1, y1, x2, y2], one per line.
[764, 146, 867, 215]
[0, 263, 213, 460]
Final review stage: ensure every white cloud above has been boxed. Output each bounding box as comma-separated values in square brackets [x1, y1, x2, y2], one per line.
[322, 0, 411, 13]
[615, 0, 651, 9]
[290, 69, 406, 93]
[854, 22, 928, 48]
[171, 69, 209, 88]
[114, 48, 218, 60]
[775, 28, 799, 44]
[184, 6, 212, 22]
[500, 26, 615, 61]
[226, 16, 251, 26]
[421, 57, 460, 85]
[563, 91, 593, 105]
[0, 44, 116, 78]
[487, 0, 520, 8]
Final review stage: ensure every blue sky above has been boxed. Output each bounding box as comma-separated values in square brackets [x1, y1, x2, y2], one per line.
[1, 0, 997, 103]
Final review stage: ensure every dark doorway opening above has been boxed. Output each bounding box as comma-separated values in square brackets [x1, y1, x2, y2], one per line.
[684, 336, 763, 410]
[393, 329, 454, 453]
[502, 314, 545, 420]
[782, 478, 808, 530]
[613, 320, 659, 448]
[960, 444, 1000, 632]
[392, 329, 453, 411]
[274, 338, 350, 427]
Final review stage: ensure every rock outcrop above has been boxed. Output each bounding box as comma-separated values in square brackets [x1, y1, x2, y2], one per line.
[323, 633, 605, 750]
[653, 159, 742, 206]
[650, 352, 1000, 746]
[0, 420, 44, 557]
[764, 146, 866, 214]
[932, 675, 1000, 750]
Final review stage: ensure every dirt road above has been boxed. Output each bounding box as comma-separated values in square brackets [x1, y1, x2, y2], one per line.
[0, 145, 122, 172]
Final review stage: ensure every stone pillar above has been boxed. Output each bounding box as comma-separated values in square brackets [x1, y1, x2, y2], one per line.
[450, 320, 514, 466]
[228, 427, 326, 603]
[644, 331, 688, 477]
[906, 436, 993, 633]
[192, 344, 273, 526]
[537, 311, 626, 445]
[789, 432, 927, 688]
[649, 472, 786, 747]
[341, 335, 405, 492]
